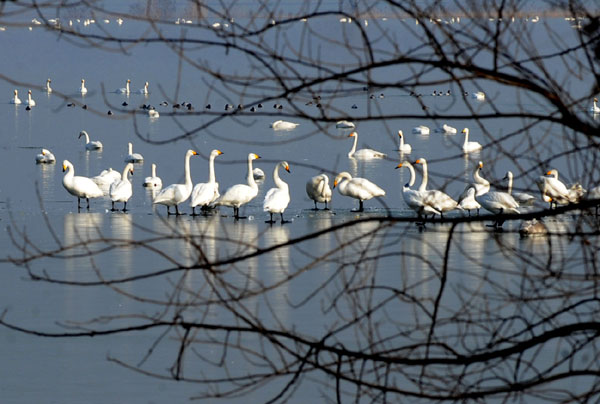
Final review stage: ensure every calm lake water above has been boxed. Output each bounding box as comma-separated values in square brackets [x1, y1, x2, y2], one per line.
[0, 2, 596, 402]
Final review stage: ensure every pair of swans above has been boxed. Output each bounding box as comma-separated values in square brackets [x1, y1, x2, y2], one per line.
[217, 153, 261, 219]
[116, 79, 149, 95]
[306, 174, 332, 210]
[10, 89, 34, 106]
[125, 142, 144, 163]
[461, 128, 482, 153]
[347, 131, 386, 159]
[153, 149, 198, 215]
[472, 161, 520, 227]
[62, 160, 104, 209]
[190, 149, 223, 215]
[143, 164, 162, 188]
[263, 161, 291, 223]
[109, 163, 134, 211]
[537, 169, 585, 208]
[333, 172, 385, 212]
[79, 130, 103, 150]
[395, 162, 441, 220]
[35, 148, 56, 164]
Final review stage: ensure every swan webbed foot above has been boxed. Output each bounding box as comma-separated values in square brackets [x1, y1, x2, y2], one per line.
[280, 213, 290, 224]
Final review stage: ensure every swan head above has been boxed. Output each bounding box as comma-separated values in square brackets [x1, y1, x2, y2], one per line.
[62, 160, 72, 172]
[281, 161, 290, 173]
[47, 78, 51, 83]
[414, 158, 427, 165]
[478, 161, 484, 169]
[249, 153, 260, 160]
[461, 128, 469, 134]
[503, 171, 513, 181]
[398, 130, 404, 138]
[127, 79, 131, 83]
[78, 130, 88, 139]
[81, 79, 85, 83]
[145, 81, 149, 86]
[595, 98, 598, 102]
[333, 172, 351, 188]
[546, 169, 558, 177]
[211, 149, 223, 157]
[348, 131, 357, 138]
[14, 89, 18, 95]
[28, 90, 32, 95]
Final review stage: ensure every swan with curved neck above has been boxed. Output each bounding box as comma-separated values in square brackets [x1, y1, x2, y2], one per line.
[190, 149, 224, 215]
[333, 171, 385, 212]
[143, 163, 162, 188]
[153, 149, 198, 215]
[10, 89, 21, 104]
[347, 131, 386, 159]
[395, 161, 439, 220]
[414, 158, 459, 217]
[461, 128, 482, 153]
[263, 161, 291, 223]
[109, 163, 134, 211]
[78, 130, 103, 150]
[537, 169, 580, 208]
[62, 160, 103, 209]
[398, 130, 412, 153]
[80, 79, 88, 94]
[306, 174, 332, 210]
[217, 153, 261, 219]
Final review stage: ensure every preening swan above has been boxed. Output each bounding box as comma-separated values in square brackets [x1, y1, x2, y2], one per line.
[461, 128, 482, 153]
[472, 91, 485, 100]
[25, 90, 36, 107]
[35, 148, 56, 164]
[263, 161, 291, 224]
[153, 149, 198, 215]
[116, 79, 131, 94]
[412, 125, 430, 135]
[92, 167, 121, 191]
[306, 174, 332, 210]
[109, 163, 134, 211]
[458, 187, 481, 216]
[10, 89, 21, 104]
[347, 131, 386, 159]
[62, 160, 104, 209]
[397, 130, 412, 153]
[333, 171, 385, 212]
[270, 120, 299, 131]
[45, 78, 52, 93]
[137, 81, 149, 95]
[434, 124, 457, 134]
[336, 120, 355, 129]
[78, 130, 103, 150]
[143, 163, 162, 188]
[217, 153, 261, 219]
[190, 149, 223, 215]
[395, 161, 440, 220]
[590, 98, 600, 113]
[253, 167, 265, 181]
[536, 169, 584, 208]
[414, 158, 459, 217]
[503, 171, 535, 206]
[79, 79, 88, 94]
[125, 142, 144, 163]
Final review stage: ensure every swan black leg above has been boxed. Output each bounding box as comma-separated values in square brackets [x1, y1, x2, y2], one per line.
[122, 202, 128, 212]
[191, 206, 197, 216]
[352, 200, 364, 212]
[175, 205, 182, 215]
[280, 212, 290, 224]
[324, 201, 330, 210]
[265, 212, 275, 224]
[312, 201, 318, 211]
[86, 198, 91, 209]
[234, 207, 239, 220]
[166, 206, 172, 215]
[111, 201, 117, 211]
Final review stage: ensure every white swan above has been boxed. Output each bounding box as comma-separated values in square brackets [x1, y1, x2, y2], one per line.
[25, 90, 36, 107]
[474, 163, 520, 226]
[504, 171, 535, 206]
[109, 163, 134, 211]
[263, 161, 291, 223]
[78, 130, 103, 150]
[79, 79, 88, 94]
[412, 125, 430, 135]
[253, 167, 265, 181]
[590, 98, 600, 114]
[45, 78, 52, 93]
[143, 163, 162, 188]
[537, 169, 583, 208]
[35, 148, 56, 164]
[306, 173, 332, 210]
[395, 161, 440, 219]
[414, 158, 459, 217]
[153, 149, 198, 215]
[190, 149, 223, 215]
[137, 81, 149, 95]
[217, 153, 261, 219]
[461, 128, 482, 153]
[62, 160, 104, 209]
[458, 187, 481, 216]
[270, 120, 299, 131]
[471, 91, 485, 100]
[434, 124, 457, 134]
[347, 131, 386, 159]
[336, 120, 355, 129]
[10, 89, 21, 104]
[124, 142, 144, 163]
[92, 167, 121, 189]
[148, 109, 159, 118]
[397, 130, 412, 153]
[333, 171, 385, 212]
[116, 79, 131, 94]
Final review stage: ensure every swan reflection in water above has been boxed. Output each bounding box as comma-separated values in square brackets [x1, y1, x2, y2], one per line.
[63, 212, 104, 277]
[38, 163, 56, 201]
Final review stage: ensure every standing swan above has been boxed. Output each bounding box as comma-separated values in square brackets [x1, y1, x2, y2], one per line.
[263, 161, 291, 224]
[116, 79, 131, 94]
[25, 90, 36, 107]
[109, 163, 134, 211]
[475, 162, 520, 227]
[45, 78, 52, 93]
[395, 161, 440, 220]
[591, 98, 600, 114]
[143, 163, 162, 188]
[78, 130, 103, 150]
[414, 158, 459, 217]
[461, 128, 482, 153]
[153, 149, 198, 215]
[536, 169, 582, 208]
[397, 130, 412, 153]
[124, 142, 144, 163]
[347, 131, 386, 159]
[458, 187, 481, 216]
[217, 153, 261, 219]
[306, 174, 332, 210]
[62, 160, 104, 209]
[79, 79, 88, 94]
[10, 89, 21, 104]
[190, 149, 223, 215]
[503, 171, 535, 206]
[333, 172, 385, 212]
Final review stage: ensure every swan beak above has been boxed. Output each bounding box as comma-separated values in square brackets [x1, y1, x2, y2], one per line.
[62, 164, 67, 172]
[461, 129, 466, 133]
[192, 151, 198, 155]
[217, 150, 223, 155]
[129, 168, 134, 176]
[395, 163, 403, 169]
[546, 170, 552, 175]
[348, 132, 356, 138]
[284, 164, 290, 173]
[253, 154, 260, 159]
[415, 159, 421, 164]
[333, 180, 338, 188]
[478, 161, 483, 168]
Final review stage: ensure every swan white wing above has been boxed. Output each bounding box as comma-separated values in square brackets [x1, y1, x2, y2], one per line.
[352, 149, 387, 159]
[346, 178, 385, 200]
[66, 176, 104, 198]
[424, 190, 458, 212]
[154, 183, 191, 205]
[218, 184, 258, 207]
[513, 191, 536, 206]
[190, 182, 220, 207]
[477, 191, 519, 214]
[109, 179, 132, 202]
[263, 187, 290, 213]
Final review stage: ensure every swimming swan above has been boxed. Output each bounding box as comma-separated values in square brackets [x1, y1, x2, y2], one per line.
[347, 131, 386, 159]
[336, 120, 355, 129]
[153, 149, 198, 215]
[590, 98, 600, 113]
[116, 79, 131, 94]
[124, 142, 144, 163]
[25, 90, 36, 107]
[333, 171, 385, 212]
[395, 161, 440, 219]
[270, 120, 299, 131]
[217, 153, 261, 219]
[79, 79, 88, 94]
[190, 149, 223, 215]
[414, 158, 459, 217]
[45, 78, 52, 93]
[137, 81, 149, 95]
[10, 89, 21, 104]
[412, 125, 430, 135]
[62, 160, 104, 209]
[461, 128, 482, 153]
[109, 163, 134, 211]
[143, 163, 162, 188]
[306, 173, 332, 210]
[78, 130, 103, 150]
[397, 130, 412, 153]
[35, 148, 56, 164]
[263, 161, 291, 223]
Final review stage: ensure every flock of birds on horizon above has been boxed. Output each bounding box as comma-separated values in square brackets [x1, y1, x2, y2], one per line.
[22, 78, 600, 230]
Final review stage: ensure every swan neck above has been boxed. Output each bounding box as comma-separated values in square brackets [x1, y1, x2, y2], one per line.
[507, 175, 513, 194]
[208, 155, 216, 183]
[84, 132, 90, 143]
[463, 130, 469, 146]
[406, 164, 415, 187]
[184, 152, 193, 186]
[418, 162, 428, 192]
[246, 157, 257, 188]
[128, 143, 133, 154]
[348, 134, 358, 157]
[273, 165, 287, 190]
[122, 164, 131, 180]
[152, 164, 156, 177]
